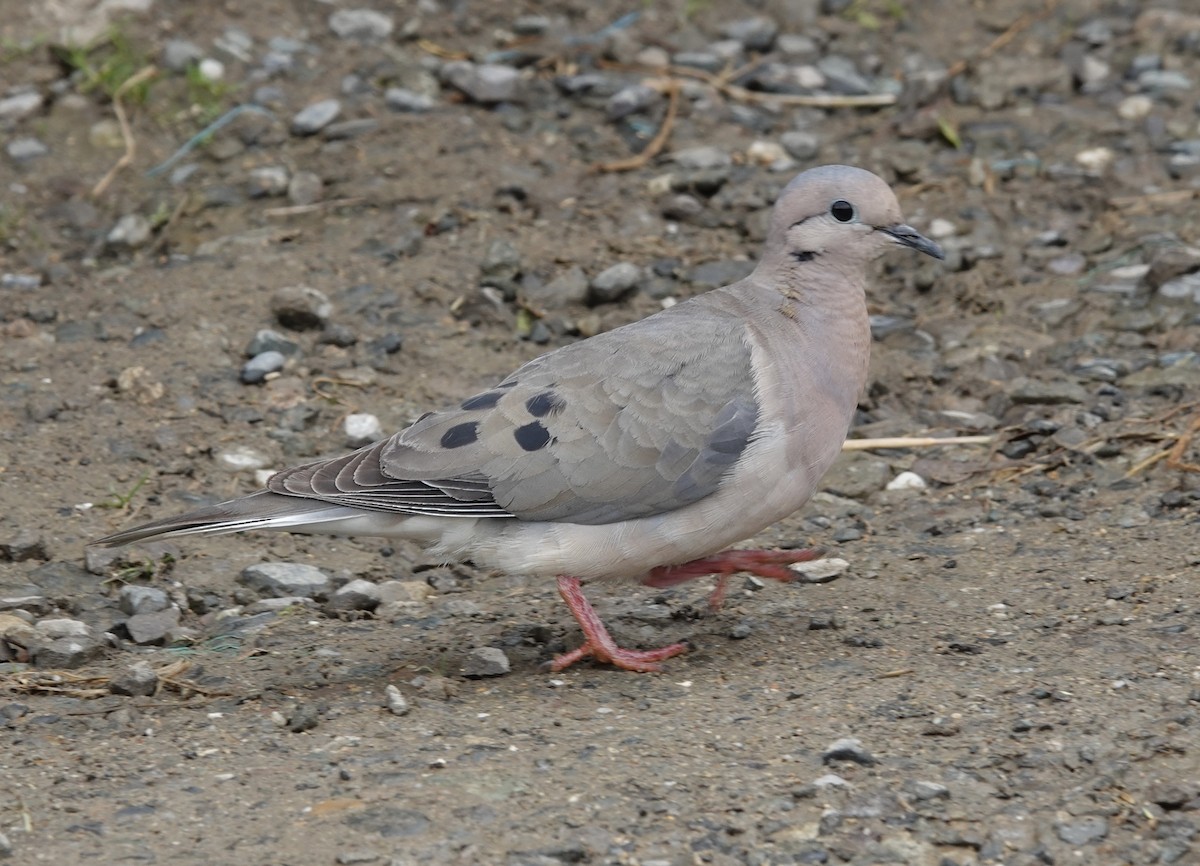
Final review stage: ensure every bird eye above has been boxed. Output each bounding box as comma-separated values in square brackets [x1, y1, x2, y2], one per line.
[830, 200, 856, 222]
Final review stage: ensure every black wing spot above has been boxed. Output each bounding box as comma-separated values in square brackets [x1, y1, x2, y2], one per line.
[461, 391, 503, 411]
[791, 250, 815, 263]
[440, 422, 479, 449]
[525, 390, 565, 418]
[514, 421, 551, 452]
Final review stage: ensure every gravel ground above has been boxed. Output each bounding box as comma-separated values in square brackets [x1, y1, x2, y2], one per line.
[2, 1, 1199, 864]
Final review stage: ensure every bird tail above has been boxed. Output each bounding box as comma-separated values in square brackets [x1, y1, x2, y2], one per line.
[92, 491, 364, 547]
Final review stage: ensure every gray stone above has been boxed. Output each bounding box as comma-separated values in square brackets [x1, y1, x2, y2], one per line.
[672, 51, 724, 73]
[119, 585, 171, 615]
[245, 329, 300, 357]
[440, 62, 521, 104]
[0, 91, 42, 122]
[480, 239, 522, 291]
[287, 171, 323, 205]
[672, 145, 731, 171]
[1009, 377, 1089, 404]
[1159, 272, 1200, 303]
[33, 637, 101, 668]
[109, 661, 159, 696]
[272, 285, 333, 330]
[906, 780, 950, 801]
[107, 214, 152, 249]
[780, 130, 820, 161]
[161, 39, 203, 71]
[526, 265, 589, 308]
[820, 455, 890, 499]
[241, 351, 286, 384]
[0, 528, 46, 562]
[462, 646, 511, 678]
[329, 8, 394, 41]
[589, 262, 642, 304]
[243, 597, 314, 615]
[6, 137, 48, 161]
[34, 618, 92, 639]
[721, 15, 779, 51]
[606, 84, 660, 120]
[817, 55, 873, 95]
[247, 165, 289, 197]
[291, 99, 342, 136]
[324, 119, 379, 141]
[0, 595, 49, 615]
[240, 562, 333, 599]
[385, 87, 435, 112]
[1138, 70, 1192, 92]
[125, 607, 181, 645]
[513, 14, 549, 35]
[1055, 815, 1108, 845]
[327, 579, 382, 612]
[822, 737, 875, 765]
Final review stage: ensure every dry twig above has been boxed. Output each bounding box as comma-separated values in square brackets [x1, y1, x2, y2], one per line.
[91, 64, 159, 198]
[842, 435, 992, 451]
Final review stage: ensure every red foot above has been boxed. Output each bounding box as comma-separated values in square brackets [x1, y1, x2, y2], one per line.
[643, 547, 825, 610]
[549, 576, 688, 673]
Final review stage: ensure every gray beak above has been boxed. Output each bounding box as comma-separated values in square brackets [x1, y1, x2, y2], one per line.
[881, 224, 944, 260]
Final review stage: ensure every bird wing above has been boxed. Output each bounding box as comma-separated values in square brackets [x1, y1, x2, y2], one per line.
[267, 299, 761, 525]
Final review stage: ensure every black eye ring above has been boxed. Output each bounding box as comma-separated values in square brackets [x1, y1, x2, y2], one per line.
[830, 200, 855, 222]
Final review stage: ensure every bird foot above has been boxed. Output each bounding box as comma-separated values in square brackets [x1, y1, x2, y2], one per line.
[643, 547, 825, 610]
[549, 576, 688, 673]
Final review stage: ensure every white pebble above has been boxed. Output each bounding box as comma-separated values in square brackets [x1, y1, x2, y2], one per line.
[198, 58, 225, 82]
[1075, 146, 1114, 173]
[789, 557, 849, 581]
[746, 140, 787, 166]
[216, 445, 271, 471]
[886, 471, 928, 491]
[344, 412, 383, 444]
[384, 684, 410, 716]
[927, 218, 956, 239]
[1117, 94, 1153, 121]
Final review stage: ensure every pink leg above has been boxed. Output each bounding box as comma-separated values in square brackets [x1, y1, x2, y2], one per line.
[549, 576, 688, 673]
[643, 548, 825, 610]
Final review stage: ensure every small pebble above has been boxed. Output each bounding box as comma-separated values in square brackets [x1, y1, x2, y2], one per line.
[240, 562, 333, 599]
[241, 351, 285, 384]
[109, 661, 159, 696]
[886, 471, 927, 491]
[822, 737, 875, 765]
[291, 99, 342, 136]
[6, 137, 49, 161]
[385, 88, 434, 113]
[384, 684, 410, 716]
[342, 414, 382, 447]
[107, 214, 152, 249]
[589, 262, 642, 304]
[119, 585, 171, 616]
[272, 286, 333, 330]
[440, 62, 521, 104]
[328, 8, 394, 41]
[461, 646, 511, 678]
[215, 445, 271, 471]
[327, 579, 382, 612]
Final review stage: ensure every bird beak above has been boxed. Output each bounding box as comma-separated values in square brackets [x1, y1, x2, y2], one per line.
[881, 224, 944, 260]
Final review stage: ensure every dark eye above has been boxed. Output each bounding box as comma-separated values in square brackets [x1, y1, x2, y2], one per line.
[830, 200, 855, 222]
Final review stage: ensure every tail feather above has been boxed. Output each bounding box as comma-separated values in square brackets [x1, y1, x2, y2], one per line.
[93, 491, 366, 547]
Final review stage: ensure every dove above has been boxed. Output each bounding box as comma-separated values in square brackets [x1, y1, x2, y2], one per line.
[95, 164, 943, 672]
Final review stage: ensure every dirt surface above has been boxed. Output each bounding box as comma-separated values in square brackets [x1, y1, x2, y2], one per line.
[2, 1, 1200, 864]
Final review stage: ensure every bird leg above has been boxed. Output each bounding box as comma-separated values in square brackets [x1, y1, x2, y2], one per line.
[550, 576, 688, 673]
[643, 547, 825, 610]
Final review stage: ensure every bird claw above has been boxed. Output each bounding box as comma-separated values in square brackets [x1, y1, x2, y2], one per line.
[551, 575, 689, 672]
